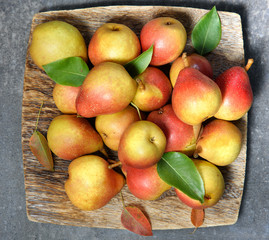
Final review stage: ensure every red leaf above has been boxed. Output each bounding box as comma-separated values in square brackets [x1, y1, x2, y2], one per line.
[121, 206, 153, 236]
[29, 130, 54, 171]
[191, 208, 205, 228]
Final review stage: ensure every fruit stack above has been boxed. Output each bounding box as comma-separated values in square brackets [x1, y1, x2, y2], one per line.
[28, 12, 253, 219]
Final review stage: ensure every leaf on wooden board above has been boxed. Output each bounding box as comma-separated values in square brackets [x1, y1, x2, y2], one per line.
[191, 6, 222, 55]
[29, 130, 54, 171]
[191, 208, 205, 229]
[157, 152, 205, 203]
[124, 45, 153, 78]
[43, 56, 90, 86]
[121, 206, 153, 236]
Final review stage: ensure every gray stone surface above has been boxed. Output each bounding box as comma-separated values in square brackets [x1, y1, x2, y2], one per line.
[0, 0, 268, 239]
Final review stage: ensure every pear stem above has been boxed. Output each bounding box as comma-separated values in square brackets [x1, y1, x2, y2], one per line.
[182, 52, 189, 68]
[35, 101, 44, 132]
[130, 102, 142, 121]
[135, 78, 145, 90]
[244, 58, 254, 71]
[99, 147, 109, 158]
[108, 161, 122, 169]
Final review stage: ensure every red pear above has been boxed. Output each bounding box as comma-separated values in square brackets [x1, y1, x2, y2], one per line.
[132, 67, 172, 112]
[124, 164, 171, 200]
[172, 68, 222, 125]
[170, 53, 213, 87]
[214, 59, 254, 121]
[76, 62, 137, 118]
[147, 104, 201, 155]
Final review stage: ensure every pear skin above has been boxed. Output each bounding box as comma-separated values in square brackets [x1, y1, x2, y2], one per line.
[196, 119, 242, 166]
[172, 68, 222, 125]
[125, 164, 171, 200]
[65, 155, 125, 210]
[47, 115, 105, 160]
[147, 104, 201, 155]
[53, 84, 80, 114]
[76, 62, 137, 118]
[214, 66, 253, 121]
[95, 106, 140, 151]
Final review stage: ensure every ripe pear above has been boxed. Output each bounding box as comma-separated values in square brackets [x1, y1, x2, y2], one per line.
[88, 23, 141, 65]
[132, 67, 172, 112]
[124, 164, 171, 200]
[147, 104, 201, 155]
[170, 53, 213, 87]
[172, 68, 222, 125]
[76, 62, 137, 118]
[65, 155, 125, 210]
[196, 119, 242, 166]
[95, 106, 140, 151]
[47, 115, 106, 160]
[29, 20, 87, 69]
[175, 159, 225, 209]
[53, 84, 80, 114]
[118, 120, 166, 169]
[214, 60, 254, 121]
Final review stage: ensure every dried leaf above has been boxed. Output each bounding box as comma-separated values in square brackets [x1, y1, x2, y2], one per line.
[121, 206, 153, 236]
[29, 130, 54, 171]
[191, 208, 205, 229]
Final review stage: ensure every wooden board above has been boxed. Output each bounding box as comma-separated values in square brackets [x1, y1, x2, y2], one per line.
[21, 5, 247, 230]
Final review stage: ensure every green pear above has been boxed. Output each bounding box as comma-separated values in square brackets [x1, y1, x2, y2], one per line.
[65, 155, 125, 210]
[76, 62, 137, 118]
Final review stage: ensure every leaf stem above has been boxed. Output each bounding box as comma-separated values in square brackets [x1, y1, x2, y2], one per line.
[35, 101, 44, 131]
[108, 161, 122, 169]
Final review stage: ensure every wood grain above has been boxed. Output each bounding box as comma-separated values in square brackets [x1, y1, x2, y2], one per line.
[22, 5, 247, 230]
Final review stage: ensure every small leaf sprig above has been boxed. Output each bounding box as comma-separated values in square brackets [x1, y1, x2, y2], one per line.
[29, 102, 54, 171]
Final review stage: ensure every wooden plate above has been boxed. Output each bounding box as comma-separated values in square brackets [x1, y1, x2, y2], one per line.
[22, 5, 247, 229]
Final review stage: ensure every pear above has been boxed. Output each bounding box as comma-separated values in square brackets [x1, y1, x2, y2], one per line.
[214, 59, 254, 121]
[195, 119, 242, 166]
[124, 164, 171, 200]
[147, 104, 201, 155]
[95, 106, 140, 151]
[29, 20, 87, 70]
[170, 53, 213, 87]
[47, 115, 106, 160]
[172, 68, 222, 125]
[118, 120, 166, 169]
[53, 84, 80, 114]
[76, 62, 137, 118]
[65, 155, 125, 210]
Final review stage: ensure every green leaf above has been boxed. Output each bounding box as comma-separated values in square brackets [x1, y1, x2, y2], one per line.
[29, 130, 54, 171]
[157, 152, 205, 203]
[43, 57, 90, 86]
[191, 6, 222, 55]
[124, 45, 153, 78]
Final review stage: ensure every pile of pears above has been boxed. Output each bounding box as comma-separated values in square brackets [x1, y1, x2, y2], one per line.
[29, 18, 253, 212]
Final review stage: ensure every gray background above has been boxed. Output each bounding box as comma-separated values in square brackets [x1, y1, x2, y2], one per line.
[1, 0, 268, 239]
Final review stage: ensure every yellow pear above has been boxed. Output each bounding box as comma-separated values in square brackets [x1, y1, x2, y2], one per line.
[65, 155, 125, 211]
[196, 119, 242, 166]
[29, 20, 87, 69]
